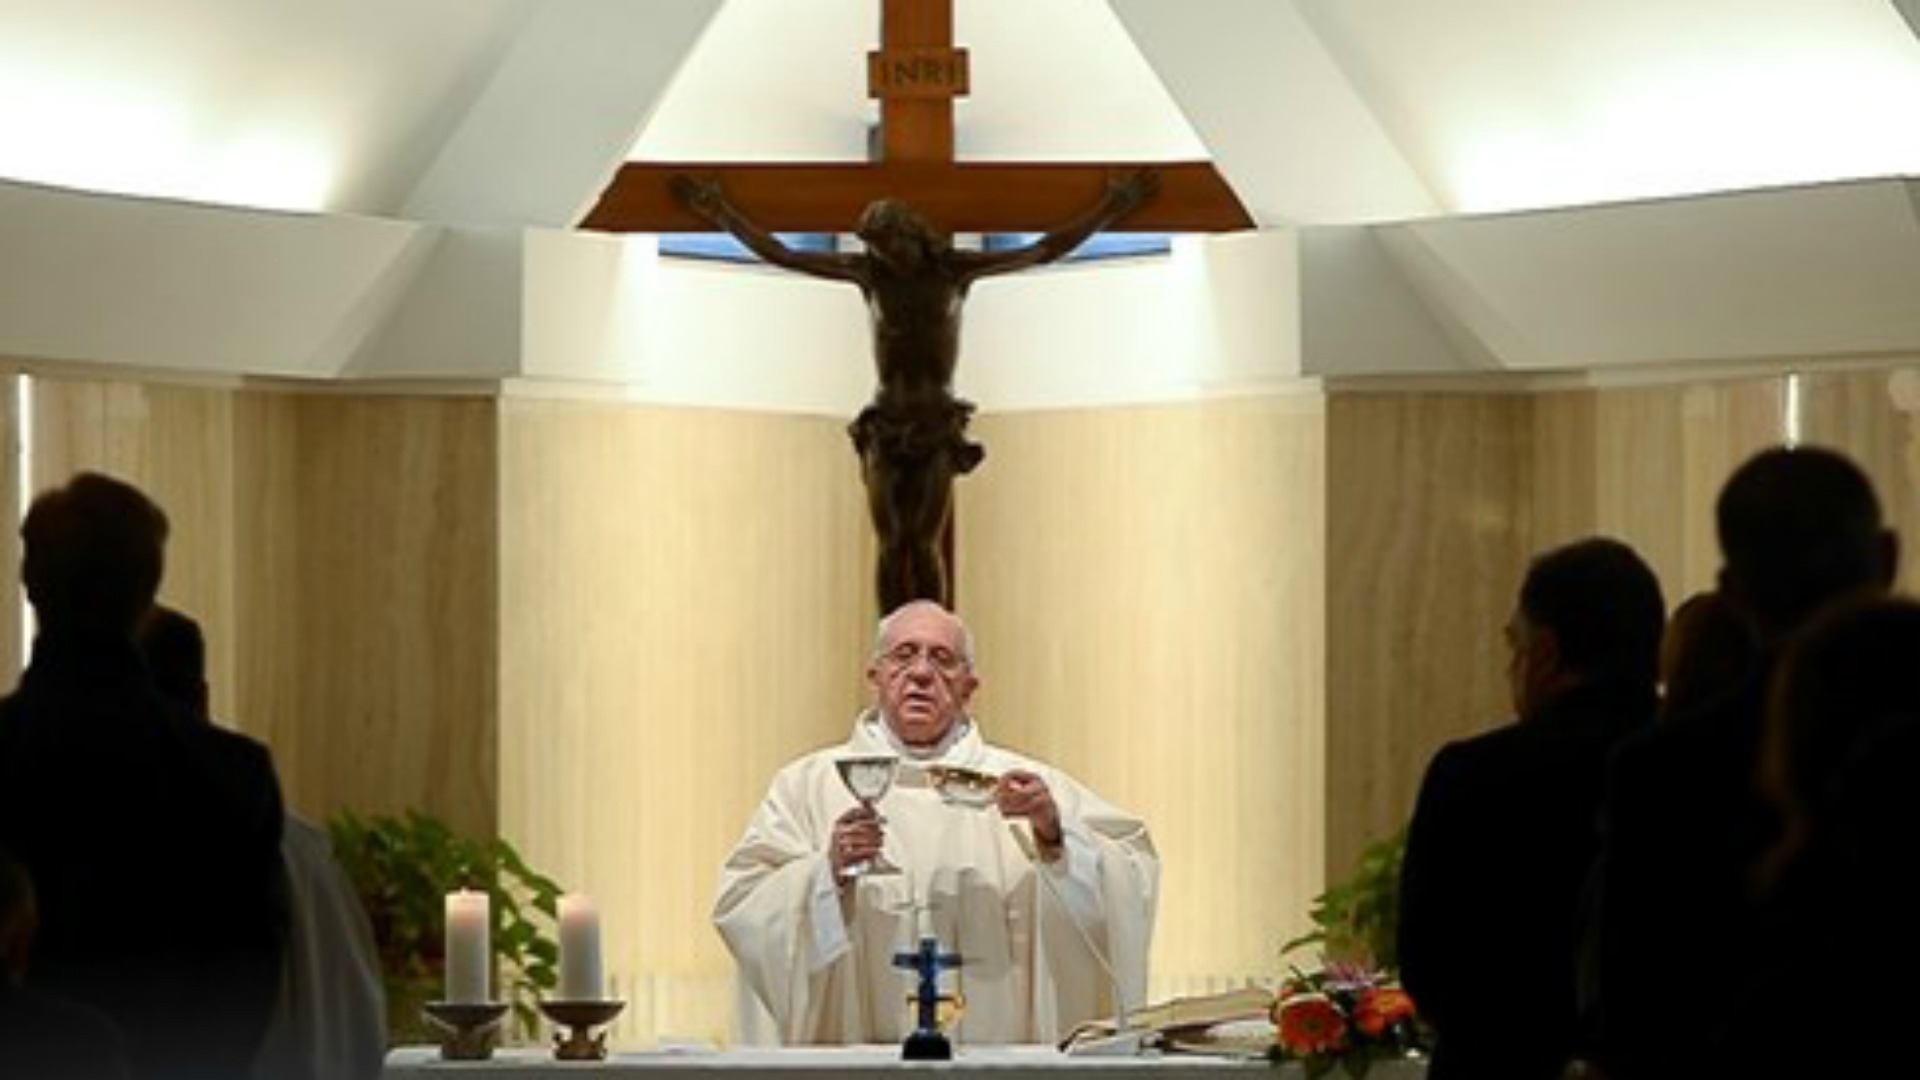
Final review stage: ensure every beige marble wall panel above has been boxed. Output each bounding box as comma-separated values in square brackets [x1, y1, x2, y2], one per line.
[9, 379, 495, 828]
[1325, 392, 1530, 877]
[23, 356, 1918, 1052]
[1797, 365, 1920, 593]
[958, 395, 1328, 996]
[228, 391, 315, 818]
[0, 372, 21, 684]
[1663, 377, 1795, 596]
[497, 398, 874, 1047]
[1530, 378, 1792, 610]
[1527, 392, 1601, 551]
[1587, 387, 1691, 586]
[1369, 377, 1789, 879]
[1531, 386, 1698, 598]
[23, 376, 240, 708]
[265, 394, 500, 831]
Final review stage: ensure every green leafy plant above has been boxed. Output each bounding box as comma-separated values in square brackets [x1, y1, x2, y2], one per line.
[1274, 829, 1427, 1077]
[1282, 827, 1408, 971]
[327, 809, 563, 1042]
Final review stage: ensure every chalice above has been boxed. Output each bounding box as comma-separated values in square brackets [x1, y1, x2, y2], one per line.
[835, 754, 901, 877]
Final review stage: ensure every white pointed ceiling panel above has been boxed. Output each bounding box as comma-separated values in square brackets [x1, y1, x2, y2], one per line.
[0, 0, 540, 213]
[402, 0, 721, 228]
[1373, 178, 1920, 369]
[630, 0, 1205, 163]
[1111, 0, 1439, 225]
[1292, 0, 1920, 217]
[953, 0, 1206, 160]
[627, 0, 876, 161]
[6, 1, 1920, 226]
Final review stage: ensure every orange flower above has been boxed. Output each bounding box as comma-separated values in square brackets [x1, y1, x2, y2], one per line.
[1276, 992, 1350, 1056]
[1353, 986, 1415, 1038]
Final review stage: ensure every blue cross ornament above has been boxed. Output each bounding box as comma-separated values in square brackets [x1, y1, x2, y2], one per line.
[893, 935, 962, 1060]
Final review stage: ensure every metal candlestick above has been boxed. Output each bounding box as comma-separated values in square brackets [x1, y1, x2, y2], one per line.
[539, 999, 626, 1060]
[421, 1001, 509, 1061]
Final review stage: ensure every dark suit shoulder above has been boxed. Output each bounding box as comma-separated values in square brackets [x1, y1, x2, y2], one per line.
[1433, 688, 1650, 788]
[1607, 675, 1766, 808]
[185, 721, 283, 810]
[190, 721, 279, 786]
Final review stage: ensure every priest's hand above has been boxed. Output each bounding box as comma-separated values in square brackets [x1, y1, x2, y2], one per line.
[829, 803, 886, 882]
[997, 770, 1064, 855]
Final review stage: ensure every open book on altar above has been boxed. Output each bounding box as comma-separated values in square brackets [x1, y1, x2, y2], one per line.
[1057, 986, 1276, 1056]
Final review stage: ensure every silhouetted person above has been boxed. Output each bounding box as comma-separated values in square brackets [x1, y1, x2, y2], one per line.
[137, 605, 209, 717]
[1657, 590, 1756, 719]
[137, 605, 386, 1080]
[0, 473, 288, 1080]
[1580, 445, 1898, 1080]
[1398, 538, 1665, 1080]
[673, 171, 1158, 612]
[1711, 596, 1920, 1078]
[1754, 596, 1920, 887]
[0, 846, 131, 1080]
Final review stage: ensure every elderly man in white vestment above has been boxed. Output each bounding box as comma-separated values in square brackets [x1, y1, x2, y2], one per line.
[714, 601, 1159, 1045]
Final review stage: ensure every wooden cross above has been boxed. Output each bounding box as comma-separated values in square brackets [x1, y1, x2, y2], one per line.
[867, 0, 968, 163]
[580, 0, 1251, 234]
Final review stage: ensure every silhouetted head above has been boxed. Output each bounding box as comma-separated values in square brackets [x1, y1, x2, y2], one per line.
[1761, 595, 1920, 877]
[138, 604, 210, 721]
[1660, 590, 1758, 718]
[21, 472, 169, 640]
[0, 847, 35, 984]
[1507, 537, 1666, 717]
[1716, 445, 1896, 643]
[856, 199, 947, 269]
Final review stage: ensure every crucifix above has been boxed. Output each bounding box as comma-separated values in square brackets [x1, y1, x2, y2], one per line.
[582, 1, 1251, 613]
[583, 0, 1250, 232]
[892, 934, 964, 1060]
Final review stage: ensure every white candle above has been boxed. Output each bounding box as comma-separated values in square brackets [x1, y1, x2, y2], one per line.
[558, 893, 604, 1001]
[444, 889, 491, 1004]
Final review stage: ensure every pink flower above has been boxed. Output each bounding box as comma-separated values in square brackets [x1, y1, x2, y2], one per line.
[1320, 961, 1378, 994]
[1276, 992, 1350, 1056]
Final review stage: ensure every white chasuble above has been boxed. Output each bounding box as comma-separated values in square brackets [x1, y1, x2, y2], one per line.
[713, 714, 1159, 1045]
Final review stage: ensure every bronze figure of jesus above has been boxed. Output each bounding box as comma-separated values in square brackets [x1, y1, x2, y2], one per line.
[673, 171, 1159, 613]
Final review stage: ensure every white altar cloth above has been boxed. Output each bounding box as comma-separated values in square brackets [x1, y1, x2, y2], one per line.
[383, 1045, 1428, 1079]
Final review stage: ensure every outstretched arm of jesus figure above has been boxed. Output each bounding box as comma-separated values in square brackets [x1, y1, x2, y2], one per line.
[953, 168, 1160, 283]
[670, 175, 862, 283]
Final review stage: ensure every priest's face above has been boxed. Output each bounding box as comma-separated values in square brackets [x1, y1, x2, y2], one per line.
[867, 602, 978, 747]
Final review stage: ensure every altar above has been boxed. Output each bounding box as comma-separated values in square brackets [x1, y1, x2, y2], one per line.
[382, 1045, 1428, 1079]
